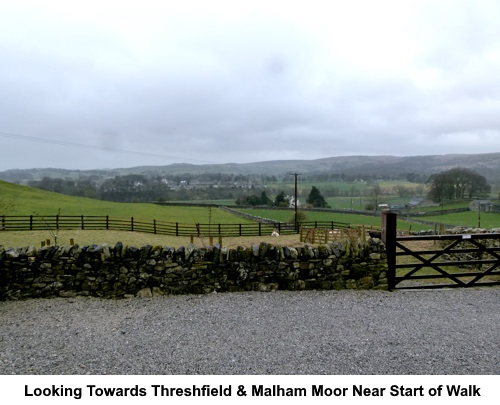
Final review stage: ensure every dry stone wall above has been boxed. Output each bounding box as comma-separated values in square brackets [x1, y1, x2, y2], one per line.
[438, 227, 500, 265]
[0, 238, 388, 300]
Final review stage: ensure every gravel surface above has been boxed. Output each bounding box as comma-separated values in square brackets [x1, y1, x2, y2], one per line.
[1, 288, 499, 375]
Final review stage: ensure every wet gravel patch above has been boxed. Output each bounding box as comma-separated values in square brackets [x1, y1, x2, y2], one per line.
[1, 289, 499, 374]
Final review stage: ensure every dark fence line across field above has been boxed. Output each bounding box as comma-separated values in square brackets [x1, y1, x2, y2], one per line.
[0, 215, 351, 238]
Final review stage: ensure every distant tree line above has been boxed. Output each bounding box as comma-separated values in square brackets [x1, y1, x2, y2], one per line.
[27, 174, 244, 203]
[236, 191, 276, 207]
[27, 173, 359, 204]
[236, 187, 329, 208]
[24, 168, 491, 206]
[290, 172, 428, 183]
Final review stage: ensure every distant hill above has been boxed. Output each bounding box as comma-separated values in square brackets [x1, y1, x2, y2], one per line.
[2, 153, 500, 183]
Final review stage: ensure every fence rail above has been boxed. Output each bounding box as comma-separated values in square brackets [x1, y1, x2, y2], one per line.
[0, 215, 351, 238]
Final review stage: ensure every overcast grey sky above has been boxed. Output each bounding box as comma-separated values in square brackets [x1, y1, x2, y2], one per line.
[1, 0, 500, 170]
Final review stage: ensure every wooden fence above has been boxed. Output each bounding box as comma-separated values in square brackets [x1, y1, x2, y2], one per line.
[0, 215, 351, 238]
[299, 225, 377, 244]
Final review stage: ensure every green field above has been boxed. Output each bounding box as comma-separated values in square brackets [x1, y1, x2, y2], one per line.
[0, 180, 249, 224]
[325, 196, 413, 210]
[236, 208, 431, 232]
[171, 199, 237, 206]
[411, 200, 470, 213]
[420, 211, 500, 228]
[274, 179, 425, 193]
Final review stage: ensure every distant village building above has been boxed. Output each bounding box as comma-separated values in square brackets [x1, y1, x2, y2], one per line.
[408, 197, 425, 208]
[189, 179, 215, 188]
[390, 204, 407, 213]
[469, 200, 494, 212]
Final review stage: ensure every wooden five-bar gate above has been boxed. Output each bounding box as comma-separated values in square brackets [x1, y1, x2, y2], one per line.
[382, 211, 500, 290]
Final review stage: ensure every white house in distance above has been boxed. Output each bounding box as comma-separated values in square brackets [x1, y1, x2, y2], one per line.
[287, 196, 300, 209]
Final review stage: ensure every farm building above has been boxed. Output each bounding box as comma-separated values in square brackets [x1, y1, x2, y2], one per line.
[469, 200, 494, 212]
[390, 204, 407, 213]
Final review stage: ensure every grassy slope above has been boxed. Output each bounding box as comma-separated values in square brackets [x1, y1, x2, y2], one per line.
[0, 180, 248, 224]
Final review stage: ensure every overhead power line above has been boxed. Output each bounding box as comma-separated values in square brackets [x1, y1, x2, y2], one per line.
[0, 131, 217, 165]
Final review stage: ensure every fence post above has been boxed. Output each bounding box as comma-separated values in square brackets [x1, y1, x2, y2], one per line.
[56, 214, 59, 230]
[30, 215, 33, 231]
[259, 222, 261, 236]
[106, 215, 109, 230]
[239, 224, 242, 236]
[131, 217, 134, 232]
[176, 222, 179, 236]
[154, 219, 157, 235]
[382, 211, 397, 290]
[81, 215, 84, 230]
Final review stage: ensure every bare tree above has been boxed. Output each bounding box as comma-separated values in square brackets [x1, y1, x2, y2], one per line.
[33, 209, 60, 245]
[0, 194, 18, 215]
[368, 183, 381, 209]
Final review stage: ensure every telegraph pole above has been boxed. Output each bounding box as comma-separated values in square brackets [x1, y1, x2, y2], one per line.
[291, 172, 301, 229]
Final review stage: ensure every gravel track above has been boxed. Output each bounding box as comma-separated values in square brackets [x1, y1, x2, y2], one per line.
[1, 289, 499, 375]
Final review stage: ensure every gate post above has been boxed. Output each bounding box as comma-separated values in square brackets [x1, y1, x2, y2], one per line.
[382, 211, 397, 290]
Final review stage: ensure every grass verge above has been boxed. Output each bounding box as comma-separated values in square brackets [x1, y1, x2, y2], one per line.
[0, 230, 312, 250]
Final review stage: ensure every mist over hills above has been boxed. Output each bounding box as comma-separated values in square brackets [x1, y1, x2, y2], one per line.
[2, 153, 500, 183]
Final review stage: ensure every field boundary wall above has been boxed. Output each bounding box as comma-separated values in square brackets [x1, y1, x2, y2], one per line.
[0, 238, 388, 300]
